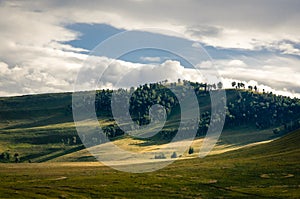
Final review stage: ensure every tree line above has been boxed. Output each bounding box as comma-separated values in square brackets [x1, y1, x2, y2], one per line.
[70, 80, 300, 142]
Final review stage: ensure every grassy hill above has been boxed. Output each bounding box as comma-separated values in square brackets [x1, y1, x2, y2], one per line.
[0, 84, 299, 198]
[1, 86, 294, 163]
[0, 128, 299, 198]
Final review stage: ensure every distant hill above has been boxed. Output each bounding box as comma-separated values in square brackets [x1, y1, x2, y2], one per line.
[0, 81, 300, 163]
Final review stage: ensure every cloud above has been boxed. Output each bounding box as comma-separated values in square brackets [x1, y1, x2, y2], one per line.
[186, 25, 222, 38]
[196, 61, 213, 69]
[75, 59, 205, 91]
[221, 78, 300, 99]
[227, 60, 247, 67]
[5, 0, 300, 51]
[0, 0, 299, 98]
[0, 2, 88, 96]
[276, 42, 300, 56]
[140, 56, 161, 62]
[75, 57, 300, 98]
[213, 56, 300, 94]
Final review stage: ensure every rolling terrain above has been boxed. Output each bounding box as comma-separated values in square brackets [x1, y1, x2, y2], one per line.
[0, 128, 299, 198]
[0, 84, 299, 198]
[1, 85, 297, 163]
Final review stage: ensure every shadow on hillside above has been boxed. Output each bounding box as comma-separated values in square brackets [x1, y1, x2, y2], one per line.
[2, 113, 74, 130]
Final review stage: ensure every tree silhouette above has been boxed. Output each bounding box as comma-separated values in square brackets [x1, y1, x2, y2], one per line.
[217, 82, 223, 90]
[232, 81, 236, 88]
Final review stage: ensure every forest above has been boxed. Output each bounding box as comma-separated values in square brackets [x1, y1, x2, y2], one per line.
[79, 80, 300, 141]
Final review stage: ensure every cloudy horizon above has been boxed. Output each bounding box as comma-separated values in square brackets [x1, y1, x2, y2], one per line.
[0, 0, 300, 98]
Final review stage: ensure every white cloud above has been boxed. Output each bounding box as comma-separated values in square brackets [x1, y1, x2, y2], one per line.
[212, 56, 300, 95]
[196, 61, 213, 69]
[77, 59, 205, 90]
[4, 0, 300, 51]
[227, 60, 247, 67]
[278, 43, 300, 56]
[0, 0, 300, 98]
[61, 1, 300, 52]
[75, 57, 300, 99]
[140, 56, 161, 62]
[0, 2, 89, 96]
[221, 78, 300, 99]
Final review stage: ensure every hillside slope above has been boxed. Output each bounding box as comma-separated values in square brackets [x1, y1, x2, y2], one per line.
[0, 128, 299, 198]
[222, 127, 300, 161]
[0, 85, 300, 163]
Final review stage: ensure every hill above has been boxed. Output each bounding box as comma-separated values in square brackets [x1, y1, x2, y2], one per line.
[0, 81, 300, 163]
[0, 127, 299, 198]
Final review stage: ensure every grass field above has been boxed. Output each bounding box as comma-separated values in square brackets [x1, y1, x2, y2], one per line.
[0, 129, 299, 198]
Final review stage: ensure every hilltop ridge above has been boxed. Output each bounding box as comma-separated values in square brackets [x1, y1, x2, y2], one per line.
[0, 81, 300, 163]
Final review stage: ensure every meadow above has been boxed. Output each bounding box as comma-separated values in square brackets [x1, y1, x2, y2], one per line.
[0, 128, 299, 198]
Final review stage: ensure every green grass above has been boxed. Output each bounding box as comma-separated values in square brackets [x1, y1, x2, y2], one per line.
[0, 129, 299, 198]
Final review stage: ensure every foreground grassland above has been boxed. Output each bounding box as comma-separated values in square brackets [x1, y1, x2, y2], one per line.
[0, 129, 299, 199]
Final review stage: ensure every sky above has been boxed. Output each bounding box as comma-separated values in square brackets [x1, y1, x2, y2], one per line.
[0, 0, 300, 97]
